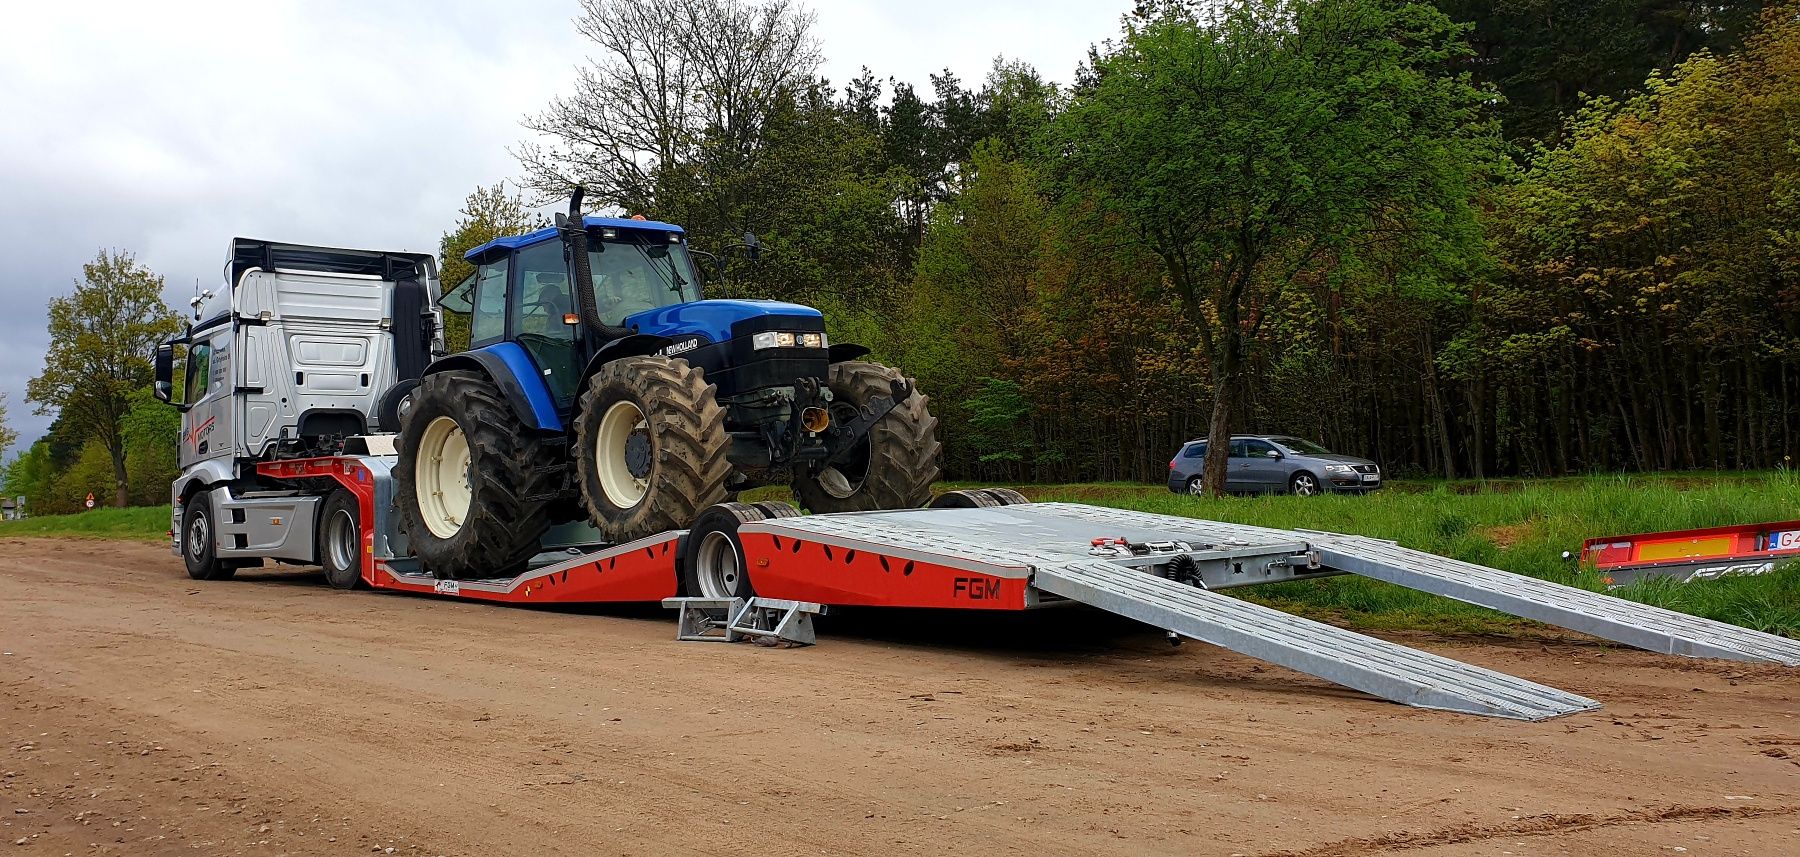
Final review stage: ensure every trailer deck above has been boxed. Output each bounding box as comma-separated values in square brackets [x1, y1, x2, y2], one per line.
[212, 455, 1800, 721]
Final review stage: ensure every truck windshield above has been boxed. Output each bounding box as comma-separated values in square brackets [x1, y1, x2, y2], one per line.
[589, 230, 700, 323]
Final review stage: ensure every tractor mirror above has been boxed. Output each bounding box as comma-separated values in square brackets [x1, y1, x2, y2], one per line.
[152, 343, 175, 404]
[742, 232, 763, 262]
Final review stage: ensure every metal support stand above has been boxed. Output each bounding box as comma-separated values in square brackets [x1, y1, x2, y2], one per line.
[662, 597, 825, 646]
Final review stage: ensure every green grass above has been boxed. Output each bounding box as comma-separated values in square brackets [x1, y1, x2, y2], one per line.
[0, 506, 171, 541]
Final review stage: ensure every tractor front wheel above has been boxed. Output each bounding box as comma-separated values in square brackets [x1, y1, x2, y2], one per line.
[575, 356, 732, 543]
[793, 361, 941, 514]
[393, 370, 558, 579]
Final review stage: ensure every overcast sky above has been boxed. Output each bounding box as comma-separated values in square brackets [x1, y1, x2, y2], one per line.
[0, 0, 1132, 456]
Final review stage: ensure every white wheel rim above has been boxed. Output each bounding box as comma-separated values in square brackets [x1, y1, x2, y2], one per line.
[596, 400, 651, 508]
[1187, 479, 1203, 497]
[694, 530, 742, 598]
[1295, 476, 1317, 495]
[416, 416, 472, 539]
[187, 509, 209, 559]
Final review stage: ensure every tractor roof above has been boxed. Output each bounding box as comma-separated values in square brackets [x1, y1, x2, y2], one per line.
[464, 215, 685, 262]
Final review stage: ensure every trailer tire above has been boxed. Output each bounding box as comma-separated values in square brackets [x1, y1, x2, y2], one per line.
[794, 361, 940, 514]
[575, 356, 732, 543]
[181, 491, 236, 581]
[681, 502, 776, 600]
[318, 489, 364, 590]
[394, 370, 557, 580]
[980, 488, 1031, 506]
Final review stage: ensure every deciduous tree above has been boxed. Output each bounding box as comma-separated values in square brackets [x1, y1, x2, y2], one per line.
[26, 249, 180, 507]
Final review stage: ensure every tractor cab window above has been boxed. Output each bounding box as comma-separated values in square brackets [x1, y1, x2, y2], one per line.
[439, 273, 475, 353]
[510, 239, 580, 405]
[470, 257, 510, 346]
[588, 230, 698, 324]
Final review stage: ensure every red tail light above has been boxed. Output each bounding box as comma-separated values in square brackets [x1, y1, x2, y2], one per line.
[1169, 460, 1177, 469]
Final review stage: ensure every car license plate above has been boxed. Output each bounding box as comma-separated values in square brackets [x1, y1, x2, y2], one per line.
[1770, 530, 1800, 551]
[1360, 474, 1379, 482]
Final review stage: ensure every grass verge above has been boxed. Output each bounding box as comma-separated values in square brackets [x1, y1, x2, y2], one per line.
[0, 506, 170, 541]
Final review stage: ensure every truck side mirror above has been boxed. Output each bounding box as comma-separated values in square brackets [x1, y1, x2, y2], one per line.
[153, 343, 175, 404]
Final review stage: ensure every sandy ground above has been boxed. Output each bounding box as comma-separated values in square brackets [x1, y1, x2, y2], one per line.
[1, 537, 1796, 857]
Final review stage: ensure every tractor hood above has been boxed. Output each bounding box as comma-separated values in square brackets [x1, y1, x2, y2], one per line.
[625, 299, 824, 344]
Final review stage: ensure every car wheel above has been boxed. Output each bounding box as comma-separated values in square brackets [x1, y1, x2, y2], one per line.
[1290, 472, 1320, 497]
[1185, 476, 1205, 497]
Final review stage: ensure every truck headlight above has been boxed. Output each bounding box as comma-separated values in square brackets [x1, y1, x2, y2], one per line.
[751, 331, 827, 350]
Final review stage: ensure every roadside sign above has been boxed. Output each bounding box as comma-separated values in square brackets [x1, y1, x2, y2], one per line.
[84, 492, 95, 509]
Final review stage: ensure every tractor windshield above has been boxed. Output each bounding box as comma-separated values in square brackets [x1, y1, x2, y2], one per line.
[589, 230, 700, 323]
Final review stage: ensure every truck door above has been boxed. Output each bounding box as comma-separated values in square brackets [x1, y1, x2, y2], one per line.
[179, 324, 236, 471]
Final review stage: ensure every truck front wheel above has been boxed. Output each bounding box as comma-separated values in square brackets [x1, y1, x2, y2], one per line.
[394, 370, 557, 579]
[181, 491, 236, 581]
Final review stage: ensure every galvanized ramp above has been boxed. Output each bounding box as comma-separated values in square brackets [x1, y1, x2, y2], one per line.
[1315, 536, 1800, 666]
[1033, 561, 1601, 721]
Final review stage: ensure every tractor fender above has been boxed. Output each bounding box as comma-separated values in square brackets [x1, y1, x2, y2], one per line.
[422, 344, 563, 433]
[567, 333, 679, 425]
[828, 342, 871, 363]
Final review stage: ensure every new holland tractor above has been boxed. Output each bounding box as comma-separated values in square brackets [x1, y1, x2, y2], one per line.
[394, 192, 940, 579]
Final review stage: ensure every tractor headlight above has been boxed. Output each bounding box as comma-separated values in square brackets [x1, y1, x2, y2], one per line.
[752, 331, 828, 350]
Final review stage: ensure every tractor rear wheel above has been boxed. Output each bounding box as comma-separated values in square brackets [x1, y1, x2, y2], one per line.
[575, 356, 732, 543]
[393, 370, 557, 579]
[793, 361, 941, 514]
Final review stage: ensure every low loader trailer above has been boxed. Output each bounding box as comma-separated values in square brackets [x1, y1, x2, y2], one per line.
[157, 237, 1800, 723]
[179, 449, 1800, 723]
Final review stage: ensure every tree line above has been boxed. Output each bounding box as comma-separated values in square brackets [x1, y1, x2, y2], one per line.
[8, 0, 1792, 510]
[511, 0, 1796, 484]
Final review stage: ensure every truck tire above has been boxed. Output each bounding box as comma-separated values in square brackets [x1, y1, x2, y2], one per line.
[317, 489, 364, 590]
[680, 502, 768, 599]
[394, 370, 557, 579]
[575, 356, 732, 543]
[794, 361, 940, 514]
[181, 490, 236, 581]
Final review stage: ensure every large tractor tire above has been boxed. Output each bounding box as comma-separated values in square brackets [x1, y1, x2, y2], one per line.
[794, 360, 941, 514]
[574, 356, 732, 543]
[393, 370, 558, 579]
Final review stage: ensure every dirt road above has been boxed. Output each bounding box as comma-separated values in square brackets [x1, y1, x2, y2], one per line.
[1, 537, 1796, 856]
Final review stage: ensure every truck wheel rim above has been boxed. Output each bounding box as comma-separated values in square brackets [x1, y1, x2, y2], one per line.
[416, 416, 472, 539]
[187, 510, 208, 559]
[694, 530, 741, 598]
[326, 508, 357, 571]
[597, 400, 650, 508]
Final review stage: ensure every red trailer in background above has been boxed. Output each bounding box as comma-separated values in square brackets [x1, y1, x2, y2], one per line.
[1581, 520, 1800, 586]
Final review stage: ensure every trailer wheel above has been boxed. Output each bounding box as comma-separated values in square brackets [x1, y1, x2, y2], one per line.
[575, 356, 732, 543]
[181, 491, 236, 581]
[318, 489, 363, 590]
[394, 370, 557, 580]
[794, 361, 941, 514]
[681, 502, 783, 600]
[980, 488, 1031, 506]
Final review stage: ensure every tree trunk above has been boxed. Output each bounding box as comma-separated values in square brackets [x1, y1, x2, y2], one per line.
[109, 443, 129, 508]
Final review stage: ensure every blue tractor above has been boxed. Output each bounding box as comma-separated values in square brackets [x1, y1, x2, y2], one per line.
[393, 192, 941, 580]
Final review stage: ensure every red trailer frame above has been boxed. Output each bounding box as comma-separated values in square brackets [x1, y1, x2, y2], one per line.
[1581, 519, 1800, 586]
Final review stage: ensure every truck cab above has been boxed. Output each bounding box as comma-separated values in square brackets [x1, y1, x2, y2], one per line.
[156, 238, 440, 571]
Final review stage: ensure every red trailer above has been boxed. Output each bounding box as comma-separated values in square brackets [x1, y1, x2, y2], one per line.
[163, 452, 1800, 722]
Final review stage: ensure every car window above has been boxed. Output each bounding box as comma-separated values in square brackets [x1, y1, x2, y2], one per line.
[1270, 436, 1333, 455]
[1243, 439, 1277, 457]
[1182, 443, 1206, 459]
[1228, 440, 1250, 458]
